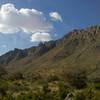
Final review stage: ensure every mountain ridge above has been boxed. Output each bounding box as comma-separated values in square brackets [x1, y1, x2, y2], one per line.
[0, 25, 100, 81]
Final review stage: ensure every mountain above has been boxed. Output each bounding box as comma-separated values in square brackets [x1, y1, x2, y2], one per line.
[0, 25, 100, 81]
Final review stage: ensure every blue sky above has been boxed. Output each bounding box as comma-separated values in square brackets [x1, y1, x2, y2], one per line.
[0, 0, 100, 55]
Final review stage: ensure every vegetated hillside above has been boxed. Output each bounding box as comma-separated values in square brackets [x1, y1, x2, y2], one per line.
[0, 26, 100, 81]
[0, 25, 100, 100]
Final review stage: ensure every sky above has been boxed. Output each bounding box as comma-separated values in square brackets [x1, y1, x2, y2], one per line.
[0, 0, 100, 55]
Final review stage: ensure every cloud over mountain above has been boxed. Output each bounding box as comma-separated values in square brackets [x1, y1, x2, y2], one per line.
[0, 3, 64, 55]
[0, 3, 52, 34]
[49, 12, 62, 22]
[31, 32, 52, 42]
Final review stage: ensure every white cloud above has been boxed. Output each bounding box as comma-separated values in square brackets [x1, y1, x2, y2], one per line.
[49, 12, 62, 22]
[31, 32, 52, 42]
[0, 3, 53, 34]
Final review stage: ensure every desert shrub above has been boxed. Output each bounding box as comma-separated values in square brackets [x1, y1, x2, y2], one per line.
[16, 91, 35, 100]
[0, 67, 7, 78]
[64, 69, 87, 89]
[47, 75, 60, 82]
[74, 87, 99, 100]
[74, 91, 86, 100]
[9, 72, 24, 81]
[4, 93, 14, 100]
[86, 88, 94, 100]
[51, 84, 72, 100]
[33, 83, 54, 100]
[9, 82, 28, 93]
[0, 80, 9, 100]
[94, 82, 100, 90]
[88, 72, 100, 83]
[25, 73, 42, 82]
[53, 82, 71, 100]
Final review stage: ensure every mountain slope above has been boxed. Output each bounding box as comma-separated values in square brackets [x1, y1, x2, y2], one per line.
[0, 26, 100, 81]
